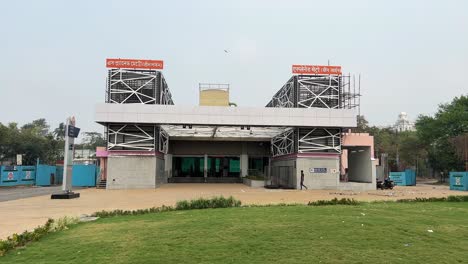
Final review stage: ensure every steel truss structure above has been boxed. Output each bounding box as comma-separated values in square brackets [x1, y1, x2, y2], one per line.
[107, 69, 174, 105]
[158, 128, 169, 154]
[102, 69, 355, 155]
[297, 128, 341, 154]
[266, 74, 360, 110]
[266, 77, 295, 108]
[271, 129, 295, 156]
[107, 124, 156, 151]
[271, 128, 342, 157]
[105, 68, 175, 151]
[267, 73, 359, 156]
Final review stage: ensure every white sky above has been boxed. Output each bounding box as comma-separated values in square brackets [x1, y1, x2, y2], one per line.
[0, 0, 467, 138]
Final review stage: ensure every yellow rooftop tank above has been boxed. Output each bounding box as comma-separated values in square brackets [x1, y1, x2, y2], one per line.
[199, 83, 230, 106]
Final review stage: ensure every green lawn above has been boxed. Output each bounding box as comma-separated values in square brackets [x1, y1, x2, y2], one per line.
[2, 202, 468, 264]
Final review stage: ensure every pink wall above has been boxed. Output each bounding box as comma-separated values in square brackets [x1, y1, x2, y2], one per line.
[342, 132, 374, 158]
[340, 132, 375, 177]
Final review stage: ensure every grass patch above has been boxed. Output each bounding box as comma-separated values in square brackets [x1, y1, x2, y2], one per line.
[0, 217, 79, 256]
[2, 201, 468, 263]
[0, 196, 240, 256]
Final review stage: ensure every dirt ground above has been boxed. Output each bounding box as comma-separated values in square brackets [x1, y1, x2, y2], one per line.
[1, 183, 467, 240]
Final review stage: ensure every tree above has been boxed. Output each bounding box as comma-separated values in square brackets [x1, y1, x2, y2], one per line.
[21, 118, 49, 136]
[0, 119, 65, 165]
[53, 122, 66, 140]
[416, 95, 468, 176]
[80, 132, 106, 150]
[354, 115, 369, 133]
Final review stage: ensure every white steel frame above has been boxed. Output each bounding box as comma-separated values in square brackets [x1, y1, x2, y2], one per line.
[107, 124, 155, 151]
[158, 128, 169, 154]
[298, 128, 341, 153]
[271, 129, 295, 156]
[108, 69, 157, 104]
[159, 77, 174, 105]
[266, 77, 294, 108]
[297, 76, 340, 109]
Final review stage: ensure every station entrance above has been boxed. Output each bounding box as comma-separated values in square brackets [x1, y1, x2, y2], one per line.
[169, 156, 241, 183]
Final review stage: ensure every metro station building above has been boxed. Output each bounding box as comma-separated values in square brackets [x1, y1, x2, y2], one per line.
[95, 59, 376, 190]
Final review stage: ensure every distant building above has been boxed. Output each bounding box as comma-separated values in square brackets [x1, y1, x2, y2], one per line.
[394, 112, 415, 132]
[199, 84, 230, 106]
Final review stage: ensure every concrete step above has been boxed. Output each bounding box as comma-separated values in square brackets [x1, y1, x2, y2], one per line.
[96, 180, 107, 189]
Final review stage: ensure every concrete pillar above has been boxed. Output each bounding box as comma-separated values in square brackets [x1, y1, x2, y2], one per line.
[241, 154, 248, 177]
[164, 154, 172, 178]
[204, 154, 208, 178]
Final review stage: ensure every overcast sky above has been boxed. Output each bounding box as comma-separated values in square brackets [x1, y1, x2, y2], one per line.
[0, 0, 467, 137]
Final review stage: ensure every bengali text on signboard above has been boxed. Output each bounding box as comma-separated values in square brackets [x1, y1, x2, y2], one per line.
[292, 65, 341, 75]
[106, 58, 164, 70]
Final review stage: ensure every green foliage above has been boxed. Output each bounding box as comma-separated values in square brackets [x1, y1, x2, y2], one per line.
[0, 216, 80, 256]
[175, 196, 241, 210]
[416, 95, 468, 173]
[355, 115, 369, 133]
[53, 122, 65, 140]
[308, 198, 360, 206]
[92, 205, 175, 218]
[4, 203, 468, 263]
[356, 95, 467, 174]
[50, 216, 79, 231]
[446, 195, 468, 202]
[396, 195, 468, 203]
[0, 119, 105, 165]
[0, 119, 63, 164]
[79, 132, 106, 150]
[93, 197, 242, 218]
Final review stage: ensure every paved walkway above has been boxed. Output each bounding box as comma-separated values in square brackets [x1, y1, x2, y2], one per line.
[0, 183, 466, 239]
[0, 186, 84, 202]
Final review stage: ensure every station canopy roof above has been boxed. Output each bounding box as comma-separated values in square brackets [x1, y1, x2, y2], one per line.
[160, 125, 291, 141]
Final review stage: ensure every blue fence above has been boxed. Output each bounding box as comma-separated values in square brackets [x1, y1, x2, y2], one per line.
[450, 172, 468, 191]
[0, 166, 36, 187]
[0, 164, 96, 187]
[389, 169, 416, 186]
[72, 164, 97, 187]
[36, 165, 57, 186]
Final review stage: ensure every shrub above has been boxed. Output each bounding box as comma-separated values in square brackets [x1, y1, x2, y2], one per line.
[308, 198, 360, 206]
[92, 197, 241, 218]
[396, 197, 445, 203]
[92, 205, 175, 218]
[175, 196, 241, 210]
[447, 195, 468, 202]
[395, 196, 468, 203]
[50, 216, 79, 232]
[0, 217, 79, 257]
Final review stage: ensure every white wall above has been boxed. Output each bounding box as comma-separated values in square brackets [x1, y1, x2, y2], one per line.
[296, 158, 340, 190]
[95, 103, 357, 127]
[107, 156, 156, 189]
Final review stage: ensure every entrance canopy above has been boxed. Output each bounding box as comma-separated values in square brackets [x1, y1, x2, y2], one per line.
[161, 125, 289, 141]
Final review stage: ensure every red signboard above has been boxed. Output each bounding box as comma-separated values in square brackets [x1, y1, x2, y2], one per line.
[292, 65, 342, 75]
[106, 58, 164, 70]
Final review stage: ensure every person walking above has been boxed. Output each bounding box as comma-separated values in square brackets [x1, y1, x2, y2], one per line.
[300, 170, 308, 190]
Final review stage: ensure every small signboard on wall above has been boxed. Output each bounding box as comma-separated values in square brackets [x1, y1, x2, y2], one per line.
[309, 168, 328, 173]
[16, 154, 22, 166]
